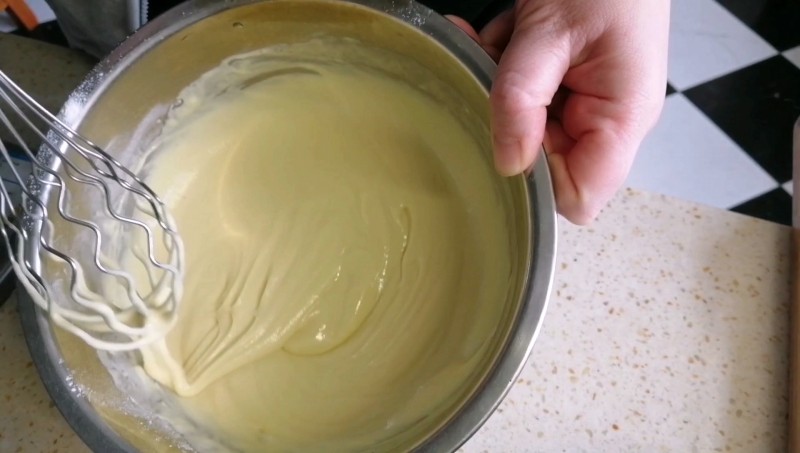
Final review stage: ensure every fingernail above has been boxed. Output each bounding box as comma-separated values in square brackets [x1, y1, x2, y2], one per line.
[493, 135, 524, 177]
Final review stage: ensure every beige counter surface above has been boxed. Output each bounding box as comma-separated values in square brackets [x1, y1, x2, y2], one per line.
[0, 33, 792, 452]
[464, 188, 790, 452]
[0, 295, 89, 453]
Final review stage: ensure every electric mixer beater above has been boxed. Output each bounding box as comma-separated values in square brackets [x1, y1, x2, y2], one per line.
[0, 70, 184, 351]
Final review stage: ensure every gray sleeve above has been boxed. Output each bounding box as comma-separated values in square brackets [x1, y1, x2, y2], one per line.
[44, 0, 143, 58]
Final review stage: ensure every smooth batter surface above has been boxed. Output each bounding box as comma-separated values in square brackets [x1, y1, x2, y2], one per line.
[133, 40, 516, 451]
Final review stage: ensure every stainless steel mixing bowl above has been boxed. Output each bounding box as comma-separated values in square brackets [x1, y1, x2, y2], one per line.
[18, 0, 557, 451]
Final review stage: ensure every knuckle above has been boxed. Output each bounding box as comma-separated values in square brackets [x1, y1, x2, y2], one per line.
[492, 72, 540, 114]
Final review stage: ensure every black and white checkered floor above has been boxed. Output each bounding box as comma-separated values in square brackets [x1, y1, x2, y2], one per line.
[2, 0, 800, 225]
[628, 0, 800, 226]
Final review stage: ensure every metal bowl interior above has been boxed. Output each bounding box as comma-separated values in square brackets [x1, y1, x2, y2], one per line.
[18, 0, 557, 451]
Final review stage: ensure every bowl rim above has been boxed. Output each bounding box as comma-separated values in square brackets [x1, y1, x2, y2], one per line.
[17, 0, 558, 451]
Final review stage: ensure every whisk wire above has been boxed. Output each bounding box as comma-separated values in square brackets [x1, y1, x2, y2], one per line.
[1, 84, 180, 285]
[0, 70, 184, 351]
[0, 72, 171, 230]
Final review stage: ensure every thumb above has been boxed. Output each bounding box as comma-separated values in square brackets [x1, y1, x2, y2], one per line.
[491, 19, 570, 176]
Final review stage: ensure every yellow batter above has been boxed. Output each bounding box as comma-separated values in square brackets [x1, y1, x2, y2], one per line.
[133, 39, 515, 451]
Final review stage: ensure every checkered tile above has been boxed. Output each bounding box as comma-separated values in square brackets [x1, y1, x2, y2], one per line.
[627, 0, 800, 226]
[786, 45, 800, 69]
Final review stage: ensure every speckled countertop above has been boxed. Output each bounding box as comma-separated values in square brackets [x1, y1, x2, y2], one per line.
[0, 34, 792, 452]
[464, 189, 790, 452]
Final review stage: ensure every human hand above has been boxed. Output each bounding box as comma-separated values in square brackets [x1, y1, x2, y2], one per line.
[448, 0, 670, 224]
